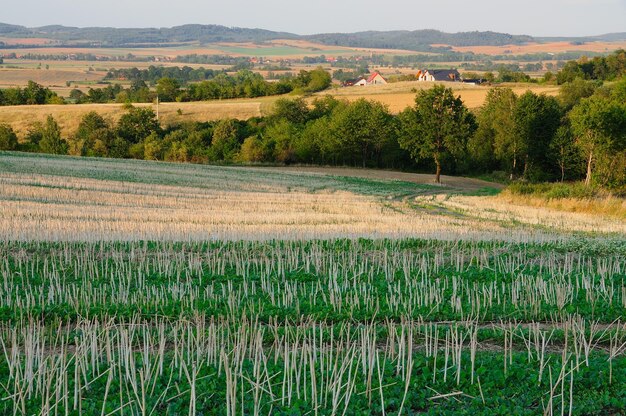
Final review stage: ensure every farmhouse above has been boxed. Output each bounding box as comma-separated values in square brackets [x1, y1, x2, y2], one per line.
[343, 72, 387, 87]
[366, 72, 387, 85]
[342, 77, 368, 87]
[417, 69, 461, 82]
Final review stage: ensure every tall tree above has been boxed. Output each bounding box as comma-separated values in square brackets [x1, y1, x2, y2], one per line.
[271, 98, 310, 125]
[38, 115, 68, 155]
[570, 95, 626, 185]
[116, 107, 160, 144]
[155, 77, 181, 102]
[398, 85, 475, 183]
[73, 111, 113, 156]
[469, 87, 517, 173]
[210, 119, 240, 161]
[549, 123, 580, 183]
[330, 99, 395, 168]
[513, 91, 562, 181]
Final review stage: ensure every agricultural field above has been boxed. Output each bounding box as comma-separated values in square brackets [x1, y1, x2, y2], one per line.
[321, 81, 560, 113]
[0, 100, 266, 137]
[0, 81, 559, 138]
[0, 59, 228, 91]
[444, 41, 626, 56]
[0, 152, 624, 414]
[0, 67, 105, 90]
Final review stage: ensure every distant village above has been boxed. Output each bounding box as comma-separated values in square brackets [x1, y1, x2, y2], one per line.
[342, 69, 484, 87]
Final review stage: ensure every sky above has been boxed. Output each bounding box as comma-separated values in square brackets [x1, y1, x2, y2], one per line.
[2, 0, 625, 37]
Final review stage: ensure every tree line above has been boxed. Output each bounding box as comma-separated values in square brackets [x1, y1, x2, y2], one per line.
[0, 81, 63, 106]
[104, 66, 222, 85]
[0, 68, 332, 106]
[1, 76, 625, 191]
[556, 50, 626, 84]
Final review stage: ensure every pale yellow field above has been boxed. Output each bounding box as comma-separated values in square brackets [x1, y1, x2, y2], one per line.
[0, 67, 106, 88]
[1, 153, 623, 242]
[319, 81, 559, 111]
[0, 100, 266, 137]
[441, 41, 626, 55]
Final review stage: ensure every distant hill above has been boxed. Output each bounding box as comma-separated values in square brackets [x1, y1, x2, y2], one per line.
[305, 30, 534, 50]
[0, 22, 624, 51]
[536, 33, 626, 43]
[0, 23, 298, 45]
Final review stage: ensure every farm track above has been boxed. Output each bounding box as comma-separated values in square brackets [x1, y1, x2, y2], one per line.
[265, 166, 503, 192]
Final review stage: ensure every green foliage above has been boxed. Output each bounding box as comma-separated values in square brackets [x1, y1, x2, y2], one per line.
[0, 81, 62, 106]
[155, 77, 180, 102]
[569, 94, 626, 186]
[505, 181, 605, 199]
[558, 78, 602, 110]
[496, 67, 531, 83]
[116, 107, 160, 144]
[329, 98, 396, 168]
[556, 49, 626, 84]
[471, 87, 517, 173]
[271, 97, 310, 124]
[0, 124, 18, 151]
[70, 111, 114, 157]
[398, 85, 476, 182]
[209, 119, 241, 162]
[36, 115, 68, 155]
[513, 91, 562, 181]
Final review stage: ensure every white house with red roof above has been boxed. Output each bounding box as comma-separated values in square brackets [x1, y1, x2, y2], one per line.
[342, 72, 388, 87]
[366, 72, 387, 85]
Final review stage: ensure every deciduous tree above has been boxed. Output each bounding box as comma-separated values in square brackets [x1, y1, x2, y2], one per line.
[398, 85, 475, 183]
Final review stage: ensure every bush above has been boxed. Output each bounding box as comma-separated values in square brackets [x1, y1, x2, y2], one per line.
[506, 182, 605, 199]
[0, 124, 18, 150]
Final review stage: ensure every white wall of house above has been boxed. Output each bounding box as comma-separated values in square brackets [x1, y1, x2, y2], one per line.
[418, 71, 435, 81]
[368, 74, 387, 85]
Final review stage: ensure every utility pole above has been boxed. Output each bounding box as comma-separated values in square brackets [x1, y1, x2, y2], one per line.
[156, 95, 159, 121]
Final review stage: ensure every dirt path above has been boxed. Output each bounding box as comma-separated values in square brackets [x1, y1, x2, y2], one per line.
[262, 166, 504, 192]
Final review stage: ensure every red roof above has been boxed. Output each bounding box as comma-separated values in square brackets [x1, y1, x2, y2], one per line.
[366, 72, 383, 83]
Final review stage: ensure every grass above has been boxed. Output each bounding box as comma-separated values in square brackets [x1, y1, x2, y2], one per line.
[501, 182, 626, 218]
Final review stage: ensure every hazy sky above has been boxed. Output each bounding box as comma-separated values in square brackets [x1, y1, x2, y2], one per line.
[3, 0, 625, 36]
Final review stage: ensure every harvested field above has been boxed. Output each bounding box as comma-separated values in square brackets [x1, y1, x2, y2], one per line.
[0, 100, 265, 137]
[319, 81, 559, 111]
[0, 152, 622, 241]
[0, 67, 105, 88]
[0, 152, 624, 415]
[440, 41, 626, 55]
[0, 39, 414, 61]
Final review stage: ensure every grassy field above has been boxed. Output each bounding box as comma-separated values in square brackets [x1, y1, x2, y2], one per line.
[0, 152, 624, 415]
